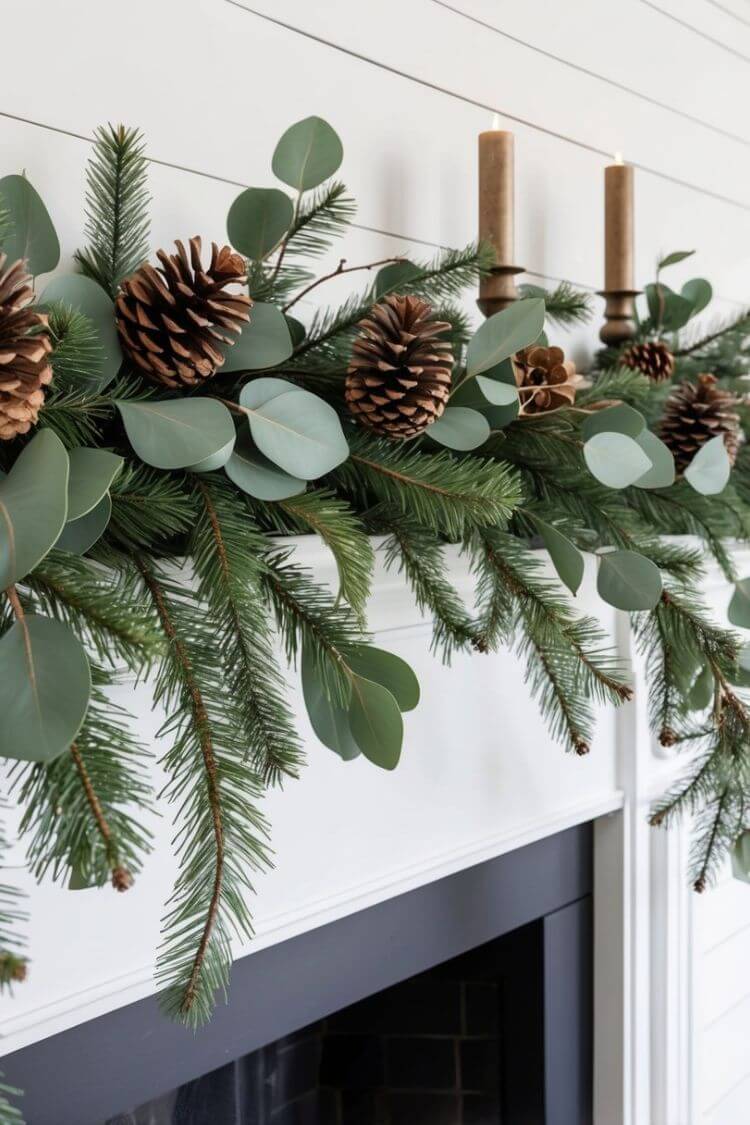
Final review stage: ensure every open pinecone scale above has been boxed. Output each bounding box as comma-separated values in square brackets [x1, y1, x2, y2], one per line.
[0, 254, 53, 441]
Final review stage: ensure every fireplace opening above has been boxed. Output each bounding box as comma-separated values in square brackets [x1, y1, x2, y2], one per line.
[108, 911, 589, 1125]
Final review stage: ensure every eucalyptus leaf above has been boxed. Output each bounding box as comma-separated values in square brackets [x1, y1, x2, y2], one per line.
[728, 577, 750, 629]
[116, 398, 235, 471]
[529, 514, 584, 596]
[645, 283, 693, 332]
[475, 376, 519, 407]
[348, 674, 403, 770]
[687, 662, 714, 711]
[240, 377, 298, 410]
[272, 116, 344, 191]
[240, 388, 349, 479]
[66, 448, 123, 520]
[225, 431, 305, 500]
[583, 432, 652, 490]
[731, 832, 750, 885]
[227, 187, 293, 260]
[301, 646, 359, 760]
[428, 407, 490, 451]
[221, 302, 293, 373]
[347, 646, 420, 712]
[684, 435, 731, 496]
[56, 494, 111, 555]
[632, 430, 675, 490]
[0, 614, 91, 762]
[581, 403, 645, 441]
[0, 174, 60, 275]
[187, 438, 236, 474]
[375, 261, 421, 298]
[466, 299, 545, 377]
[597, 549, 663, 611]
[285, 315, 306, 347]
[657, 250, 695, 271]
[0, 428, 69, 588]
[41, 275, 121, 389]
[681, 278, 712, 315]
[451, 358, 519, 428]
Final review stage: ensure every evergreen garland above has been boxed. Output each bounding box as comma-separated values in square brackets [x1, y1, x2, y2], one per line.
[0, 115, 749, 1104]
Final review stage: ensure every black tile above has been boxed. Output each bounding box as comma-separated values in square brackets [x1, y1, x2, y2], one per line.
[273, 1036, 322, 1104]
[169, 1062, 237, 1124]
[465, 982, 499, 1036]
[328, 977, 461, 1035]
[271, 1089, 337, 1125]
[460, 1040, 499, 1093]
[339, 1088, 388, 1125]
[320, 1033, 385, 1088]
[388, 1091, 460, 1125]
[462, 1093, 501, 1124]
[386, 1037, 456, 1090]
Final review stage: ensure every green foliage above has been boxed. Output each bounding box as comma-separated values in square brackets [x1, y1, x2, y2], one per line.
[518, 280, 593, 326]
[0, 803, 27, 995]
[75, 124, 150, 298]
[106, 463, 196, 553]
[0, 1077, 23, 1125]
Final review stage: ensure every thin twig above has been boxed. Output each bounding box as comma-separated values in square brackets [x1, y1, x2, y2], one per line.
[282, 256, 406, 312]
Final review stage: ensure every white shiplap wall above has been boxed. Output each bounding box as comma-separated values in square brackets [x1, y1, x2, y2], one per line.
[4, 1, 750, 1119]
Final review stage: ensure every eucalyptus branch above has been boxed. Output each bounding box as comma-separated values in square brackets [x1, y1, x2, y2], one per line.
[283, 256, 405, 312]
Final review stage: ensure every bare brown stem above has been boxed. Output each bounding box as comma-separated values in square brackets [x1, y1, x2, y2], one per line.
[282, 256, 407, 312]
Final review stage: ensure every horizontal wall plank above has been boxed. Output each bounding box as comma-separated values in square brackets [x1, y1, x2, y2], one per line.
[694, 872, 750, 952]
[703, 1069, 750, 1125]
[698, 991, 750, 1111]
[642, 0, 750, 60]
[697, 924, 750, 1026]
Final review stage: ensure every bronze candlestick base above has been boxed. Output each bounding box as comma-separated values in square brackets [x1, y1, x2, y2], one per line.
[598, 288, 641, 346]
[477, 265, 524, 318]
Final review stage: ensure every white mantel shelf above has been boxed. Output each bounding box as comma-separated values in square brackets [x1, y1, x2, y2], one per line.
[1, 536, 747, 1125]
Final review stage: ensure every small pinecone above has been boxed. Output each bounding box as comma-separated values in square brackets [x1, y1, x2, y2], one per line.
[660, 373, 741, 473]
[621, 340, 674, 382]
[345, 295, 453, 439]
[0, 254, 53, 441]
[116, 236, 252, 389]
[513, 344, 582, 415]
[111, 866, 134, 893]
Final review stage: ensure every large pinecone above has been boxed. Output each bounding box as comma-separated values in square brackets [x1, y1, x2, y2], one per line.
[660, 373, 741, 472]
[345, 295, 453, 439]
[513, 344, 582, 415]
[116, 237, 252, 389]
[0, 254, 52, 441]
[621, 340, 674, 382]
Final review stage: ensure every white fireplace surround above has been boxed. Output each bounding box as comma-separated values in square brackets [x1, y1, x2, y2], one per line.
[0, 536, 747, 1125]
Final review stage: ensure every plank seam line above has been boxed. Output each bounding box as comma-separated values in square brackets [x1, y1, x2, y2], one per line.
[702, 987, 750, 1032]
[223, 0, 750, 213]
[702, 917, 750, 956]
[641, 0, 750, 63]
[431, 0, 750, 149]
[702, 1064, 750, 1115]
[702, 0, 750, 28]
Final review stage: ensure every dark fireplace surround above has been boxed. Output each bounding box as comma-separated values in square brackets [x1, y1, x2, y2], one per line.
[5, 824, 593, 1125]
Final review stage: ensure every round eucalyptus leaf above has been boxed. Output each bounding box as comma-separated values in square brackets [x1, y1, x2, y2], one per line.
[581, 403, 645, 441]
[451, 359, 519, 427]
[243, 389, 349, 480]
[645, 283, 693, 332]
[428, 407, 490, 451]
[597, 549, 663, 611]
[374, 261, 421, 298]
[732, 832, 750, 885]
[681, 278, 712, 315]
[301, 645, 359, 760]
[0, 174, 60, 276]
[186, 437, 236, 474]
[227, 187, 293, 260]
[684, 435, 731, 496]
[475, 376, 519, 407]
[583, 432, 652, 490]
[272, 116, 343, 191]
[529, 514, 584, 596]
[66, 448, 123, 520]
[285, 314, 306, 347]
[348, 674, 403, 770]
[56, 494, 112, 555]
[225, 431, 305, 500]
[466, 298, 545, 378]
[0, 428, 69, 588]
[116, 398, 235, 471]
[41, 275, 121, 389]
[347, 646, 420, 712]
[632, 430, 675, 490]
[221, 302, 293, 373]
[728, 577, 750, 629]
[0, 614, 91, 762]
[240, 377, 298, 411]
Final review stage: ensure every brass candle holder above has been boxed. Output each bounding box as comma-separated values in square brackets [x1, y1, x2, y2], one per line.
[478, 264, 524, 318]
[598, 288, 641, 346]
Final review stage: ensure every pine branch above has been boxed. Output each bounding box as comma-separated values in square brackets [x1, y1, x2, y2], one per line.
[0, 804, 27, 994]
[334, 432, 522, 539]
[138, 560, 269, 1026]
[281, 180, 356, 263]
[518, 280, 593, 326]
[380, 512, 482, 661]
[106, 465, 197, 553]
[75, 123, 151, 298]
[13, 666, 153, 889]
[0, 1078, 24, 1125]
[674, 310, 750, 357]
[190, 477, 303, 787]
[577, 366, 652, 411]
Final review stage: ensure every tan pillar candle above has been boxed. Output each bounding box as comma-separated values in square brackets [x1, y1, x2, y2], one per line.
[478, 120, 514, 267]
[604, 155, 634, 292]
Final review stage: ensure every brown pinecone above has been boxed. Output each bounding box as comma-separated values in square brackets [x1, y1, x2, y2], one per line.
[115, 237, 252, 389]
[621, 340, 674, 382]
[660, 373, 741, 473]
[345, 295, 453, 439]
[0, 254, 52, 441]
[513, 344, 582, 415]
